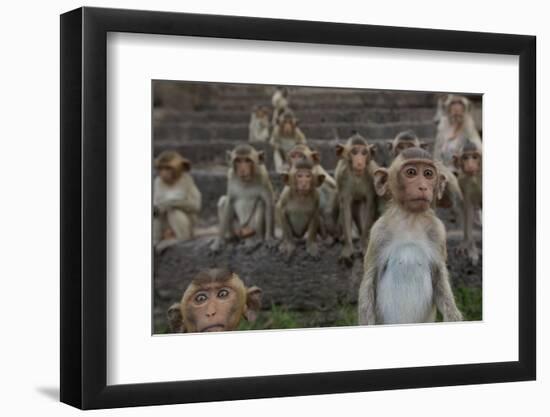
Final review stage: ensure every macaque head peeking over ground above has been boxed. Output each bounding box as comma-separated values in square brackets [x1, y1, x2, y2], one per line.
[167, 268, 262, 333]
[374, 147, 447, 213]
[155, 150, 191, 185]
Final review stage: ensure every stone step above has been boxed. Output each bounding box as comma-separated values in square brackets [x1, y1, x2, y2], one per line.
[153, 120, 437, 142]
[154, 107, 439, 125]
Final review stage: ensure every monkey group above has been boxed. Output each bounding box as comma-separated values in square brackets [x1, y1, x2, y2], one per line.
[157, 90, 482, 330]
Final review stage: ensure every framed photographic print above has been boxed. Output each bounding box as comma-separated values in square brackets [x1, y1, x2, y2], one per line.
[60, 6, 536, 410]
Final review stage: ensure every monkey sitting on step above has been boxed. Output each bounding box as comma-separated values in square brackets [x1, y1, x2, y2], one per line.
[358, 147, 463, 325]
[167, 268, 262, 333]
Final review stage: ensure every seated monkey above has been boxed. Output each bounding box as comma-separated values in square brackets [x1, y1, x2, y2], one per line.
[248, 105, 271, 143]
[167, 268, 262, 333]
[153, 150, 202, 252]
[271, 86, 290, 127]
[270, 109, 307, 173]
[276, 159, 325, 259]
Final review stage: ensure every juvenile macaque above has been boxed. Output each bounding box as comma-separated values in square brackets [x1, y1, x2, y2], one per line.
[276, 160, 325, 259]
[153, 151, 202, 252]
[287, 144, 338, 240]
[334, 133, 378, 265]
[167, 268, 262, 333]
[248, 105, 270, 143]
[358, 147, 463, 325]
[271, 86, 290, 126]
[454, 141, 482, 265]
[210, 145, 275, 253]
[270, 109, 307, 173]
[434, 95, 482, 173]
[387, 130, 463, 211]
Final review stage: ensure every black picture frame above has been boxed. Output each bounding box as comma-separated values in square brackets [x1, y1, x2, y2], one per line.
[60, 6, 536, 410]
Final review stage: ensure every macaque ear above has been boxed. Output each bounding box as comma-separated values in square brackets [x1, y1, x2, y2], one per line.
[437, 173, 448, 200]
[181, 159, 191, 172]
[311, 151, 321, 164]
[335, 144, 345, 158]
[386, 141, 393, 151]
[452, 155, 460, 170]
[373, 168, 389, 197]
[243, 286, 262, 322]
[419, 141, 429, 150]
[226, 151, 233, 165]
[368, 144, 376, 156]
[316, 174, 325, 187]
[281, 172, 290, 185]
[167, 303, 185, 333]
[257, 151, 265, 164]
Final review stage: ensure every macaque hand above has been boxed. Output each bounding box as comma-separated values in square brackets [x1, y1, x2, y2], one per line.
[306, 242, 320, 259]
[264, 237, 278, 250]
[209, 237, 224, 254]
[279, 241, 296, 260]
[338, 245, 354, 266]
[444, 309, 463, 322]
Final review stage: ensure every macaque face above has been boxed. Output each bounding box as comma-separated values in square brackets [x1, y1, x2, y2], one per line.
[183, 279, 245, 332]
[399, 162, 437, 212]
[394, 141, 415, 156]
[349, 145, 370, 173]
[288, 150, 306, 166]
[281, 118, 295, 136]
[449, 102, 465, 126]
[295, 169, 314, 195]
[234, 156, 254, 181]
[255, 109, 268, 120]
[158, 165, 179, 185]
[460, 151, 481, 176]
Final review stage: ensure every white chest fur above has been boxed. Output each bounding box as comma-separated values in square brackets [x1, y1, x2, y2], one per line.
[376, 231, 437, 324]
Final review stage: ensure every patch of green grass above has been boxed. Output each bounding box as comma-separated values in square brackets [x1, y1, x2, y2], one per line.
[454, 286, 483, 321]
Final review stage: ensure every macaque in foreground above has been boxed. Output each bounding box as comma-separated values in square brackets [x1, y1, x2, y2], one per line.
[277, 160, 325, 259]
[248, 105, 271, 143]
[153, 151, 202, 252]
[388, 130, 463, 212]
[287, 144, 338, 240]
[270, 109, 307, 173]
[454, 140, 482, 265]
[334, 133, 378, 265]
[210, 145, 275, 253]
[358, 147, 463, 325]
[271, 86, 290, 126]
[167, 268, 262, 333]
[433, 95, 482, 173]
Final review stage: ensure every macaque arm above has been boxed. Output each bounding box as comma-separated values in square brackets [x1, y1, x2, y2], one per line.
[296, 128, 307, 144]
[169, 176, 202, 214]
[276, 189, 292, 241]
[358, 240, 378, 325]
[218, 193, 235, 239]
[261, 183, 275, 240]
[306, 198, 320, 244]
[269, 127, 279, 147]
[432, 262, 463, 322]
[340, 194, 353, 249]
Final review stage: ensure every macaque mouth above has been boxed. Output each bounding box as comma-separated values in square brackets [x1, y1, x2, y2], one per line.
[410, 197, 431, 203]
[200, 324, 225, 332]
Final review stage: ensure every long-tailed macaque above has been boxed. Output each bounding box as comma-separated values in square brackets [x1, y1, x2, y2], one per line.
[270, 109, 307, 173]
[167, 268, 262, 333]
[276, 160, 325, 259]
[358, 147, 463, 325]
[287, 144, 337, 240]
[334, 133, 378, 265]
[388, 130, 463, 211]
[454, 140, 482, 265]
[271, 86, 290, 126]
[248, 105, 270, 143]
[210, 145, 275, 253]
[433, 95, 482, 173]
[153, 151, 202, 252]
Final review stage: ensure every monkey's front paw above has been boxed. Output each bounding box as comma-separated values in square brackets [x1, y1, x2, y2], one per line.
[279, 242, 296, 260]
[306, 243, 320, 259]
[243, 238, 262, 253]
[469, 247, 480, 266]
[445, 310, 463, 322]
[455, 241, 469, 257]
[209, 238, 224, 254]
[264, 238, 278, 250]
[338, 246, 354, 266]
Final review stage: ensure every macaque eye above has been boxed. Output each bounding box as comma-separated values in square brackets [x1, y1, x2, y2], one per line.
[217, 289, 229, 298]
[472, 154, 479, 160]
[194, 293, 208, 303]
[360, 149, 368, 156]
[405, 167, 417, 177]
[423, 169, 434, 178]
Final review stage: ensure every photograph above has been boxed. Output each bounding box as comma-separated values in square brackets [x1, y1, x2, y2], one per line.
[152, 81, 483, 334]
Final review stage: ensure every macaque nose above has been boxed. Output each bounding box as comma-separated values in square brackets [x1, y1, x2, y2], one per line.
[206, 308, 216, 317]
[418, 184, 428, 192]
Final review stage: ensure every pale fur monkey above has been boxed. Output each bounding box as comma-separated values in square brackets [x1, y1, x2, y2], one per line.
[270, 109, 307, 173]
[358, 147, 463, 325]
[153, 151, 202, 252]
